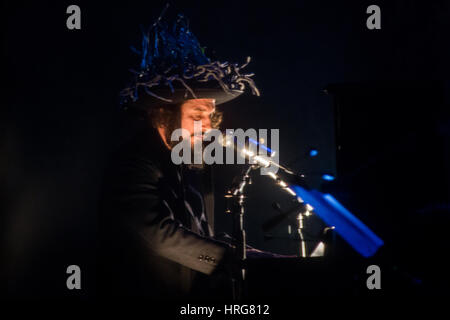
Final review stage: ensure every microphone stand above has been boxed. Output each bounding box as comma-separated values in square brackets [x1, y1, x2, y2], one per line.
[222, 135, 314, 300]
[225, 164, 256, 301]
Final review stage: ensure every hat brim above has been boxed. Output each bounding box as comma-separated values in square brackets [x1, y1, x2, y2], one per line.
[124, 87, 244, 111]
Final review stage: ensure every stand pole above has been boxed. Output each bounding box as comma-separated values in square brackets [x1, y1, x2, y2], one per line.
[226, 165, 254, 300]
[297, 212, 308, 257]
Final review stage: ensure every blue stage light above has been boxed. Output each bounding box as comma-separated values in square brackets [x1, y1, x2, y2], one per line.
[292, 186, 384, 257]
[309, 149, 318, 157]
[322, 174, 335, 181]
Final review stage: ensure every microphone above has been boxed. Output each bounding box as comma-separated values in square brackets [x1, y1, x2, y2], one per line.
[221, 133, 294, 174]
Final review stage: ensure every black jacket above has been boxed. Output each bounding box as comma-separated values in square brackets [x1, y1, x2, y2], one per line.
[98, 126, 233, 299]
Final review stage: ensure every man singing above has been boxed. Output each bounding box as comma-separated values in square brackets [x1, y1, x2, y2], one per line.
[98, 7, 265, 299]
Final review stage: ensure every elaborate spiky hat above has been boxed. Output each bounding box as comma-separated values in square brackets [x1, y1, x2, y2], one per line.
[120, 4, 260, 111]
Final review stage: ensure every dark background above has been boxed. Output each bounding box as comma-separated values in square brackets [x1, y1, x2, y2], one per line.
[2, 0, 449, 299]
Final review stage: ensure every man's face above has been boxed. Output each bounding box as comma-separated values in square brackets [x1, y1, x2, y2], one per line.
[180, 99, 216, 146]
